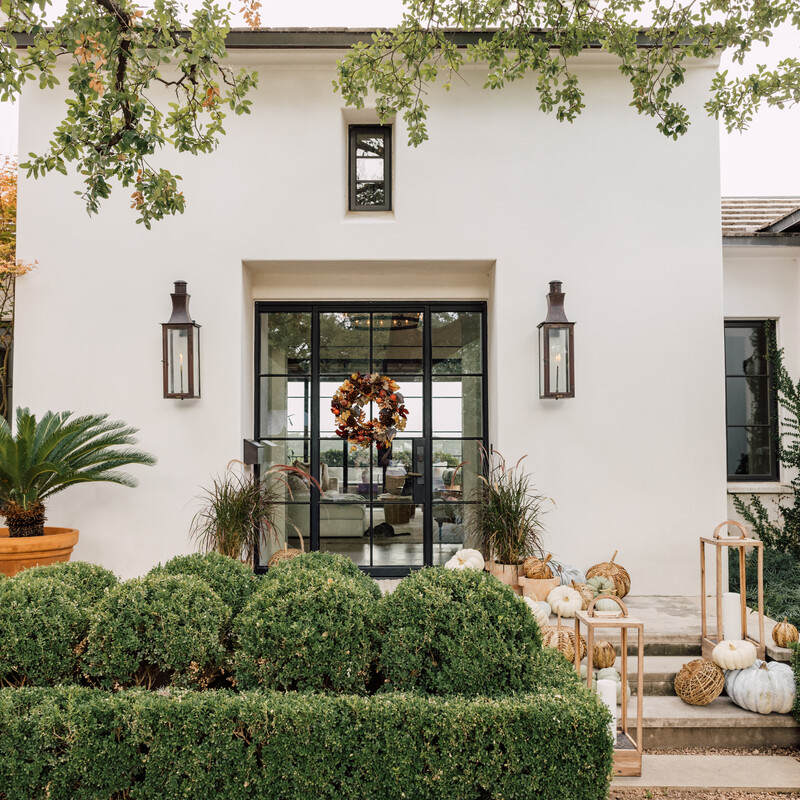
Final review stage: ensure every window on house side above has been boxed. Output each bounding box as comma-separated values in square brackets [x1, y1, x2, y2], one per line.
[724, 321, 779, 481]
[348, 125, 391, 212]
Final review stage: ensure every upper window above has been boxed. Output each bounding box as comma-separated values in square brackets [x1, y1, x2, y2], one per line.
[348, 125, 391, 212]
[724, 321, 779, 481]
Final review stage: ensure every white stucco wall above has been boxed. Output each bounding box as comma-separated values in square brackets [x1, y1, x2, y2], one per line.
[14, 47, 726, 591]
[723, 243, 800, 522]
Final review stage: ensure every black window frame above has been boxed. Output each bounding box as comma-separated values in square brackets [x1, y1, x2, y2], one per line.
[724, 319, 780, 482]
[348, 125, 392, 212]
[253, 301, 489, 577]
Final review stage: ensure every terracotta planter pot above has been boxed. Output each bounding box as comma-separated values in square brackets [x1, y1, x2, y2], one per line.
[519, 575, 560, 602]
[485, 561, 523, 595]
[0, 527, 79, 578]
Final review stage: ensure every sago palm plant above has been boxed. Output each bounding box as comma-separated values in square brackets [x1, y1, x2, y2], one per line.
[0, 407, 155, 537]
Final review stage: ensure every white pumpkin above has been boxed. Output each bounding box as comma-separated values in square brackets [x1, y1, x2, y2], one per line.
[536, 600, 551, 618]
[711, 639, 758, 671]
[546, 585, 583, 618]
[523, 596, 549, 628]
[724, 660, 796, 715]
[444, 548, 485, 571]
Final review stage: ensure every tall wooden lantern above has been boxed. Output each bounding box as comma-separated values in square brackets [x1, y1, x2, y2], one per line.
[700, 520, 765, 661]
[574, 595, 644, 777]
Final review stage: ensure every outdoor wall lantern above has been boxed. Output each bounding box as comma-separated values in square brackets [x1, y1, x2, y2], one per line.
[538, 280, 575, 399]
[162, 280, 201, 399]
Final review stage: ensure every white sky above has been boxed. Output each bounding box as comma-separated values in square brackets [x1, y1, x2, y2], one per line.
[0, 0, 798, 196]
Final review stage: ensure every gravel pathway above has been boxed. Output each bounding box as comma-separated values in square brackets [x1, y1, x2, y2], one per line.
[611, 792, 800, 799]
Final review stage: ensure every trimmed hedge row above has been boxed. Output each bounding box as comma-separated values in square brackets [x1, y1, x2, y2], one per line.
[1, 556, 558, 697]
[0, 685, 613, 800]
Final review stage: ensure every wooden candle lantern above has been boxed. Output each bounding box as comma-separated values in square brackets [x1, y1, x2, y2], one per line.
[574, 595, 644, 777]
[700, 520, 765, 661]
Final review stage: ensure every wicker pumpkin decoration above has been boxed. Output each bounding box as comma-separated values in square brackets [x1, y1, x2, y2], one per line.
[586, 550, 631, 598]
[772, 618, 799, 648]
[522, 553, 554, 579]
[266, 546, 303, 567]
[571, 581, 594, 610]
[541, 625, 587, 661]
[674, 658, 724, 707]
[592, 640, 616, 669]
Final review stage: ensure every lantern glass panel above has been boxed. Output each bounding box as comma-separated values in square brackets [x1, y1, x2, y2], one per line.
[548, 327, 570, 395]
[167, 327, 190, 396]
[192, 326, 200, 396]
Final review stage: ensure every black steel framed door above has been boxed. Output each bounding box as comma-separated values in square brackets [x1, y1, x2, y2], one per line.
[254, 302, 487, 577]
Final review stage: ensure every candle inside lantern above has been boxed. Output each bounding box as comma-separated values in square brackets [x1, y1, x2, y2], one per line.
[596, 679, 618, 743]
[722, 591, 742, 641]
[179, 352, 184, 394]
[555, 352, 561, 393]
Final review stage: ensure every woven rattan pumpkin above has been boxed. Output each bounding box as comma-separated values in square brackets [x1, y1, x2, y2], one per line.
[266, 542, 304, 568]
[571, 581, 594, 610]
[586, 550, 631, 598]
[540, 625, 574, 662]
[522, 553, 554, 579]
[541, 625, 587, 662]
[592, 640, 616, 669]
[674, 658, 724, 707]
[772, 618, 799, 648]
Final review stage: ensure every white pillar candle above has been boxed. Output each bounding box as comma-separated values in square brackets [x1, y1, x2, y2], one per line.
[722, 592, 741, 641]
[596, 679, 618, 743]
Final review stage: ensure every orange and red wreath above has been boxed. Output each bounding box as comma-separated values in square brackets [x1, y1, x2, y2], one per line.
[332, 372, 408, 449]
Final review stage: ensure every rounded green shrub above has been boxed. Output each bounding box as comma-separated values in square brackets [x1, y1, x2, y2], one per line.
[81, 575, 231, 690]
[13, 561, 118, 604]
[377, 567, 543, 695]
[234, 568, 379, 693]
[0, 576, 85, 685]
[267, 551, 381, 599]
[148, 552, 257, 615]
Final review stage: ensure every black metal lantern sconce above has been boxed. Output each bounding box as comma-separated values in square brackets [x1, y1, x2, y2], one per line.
[162, 281, 201, 399]
[538, 280, 575, 399]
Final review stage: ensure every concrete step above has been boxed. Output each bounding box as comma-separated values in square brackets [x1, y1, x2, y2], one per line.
[628, 655, 687, 696]
[630, 695, 800, 749]
[613, 754, 800, 791]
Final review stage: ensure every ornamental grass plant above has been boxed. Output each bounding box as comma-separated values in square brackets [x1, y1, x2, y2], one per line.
[190, 462, 319, 562]
[469, 448, 549, 565]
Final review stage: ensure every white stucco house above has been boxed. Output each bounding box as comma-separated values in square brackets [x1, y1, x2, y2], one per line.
[11, 29, 799, 592]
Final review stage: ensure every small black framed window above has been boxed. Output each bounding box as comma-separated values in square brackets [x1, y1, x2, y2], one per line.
[724, 320, 779, 481]
[348, 125, 391, 212]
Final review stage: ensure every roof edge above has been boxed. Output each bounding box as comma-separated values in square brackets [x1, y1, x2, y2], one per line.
[10, 27, 691, 50]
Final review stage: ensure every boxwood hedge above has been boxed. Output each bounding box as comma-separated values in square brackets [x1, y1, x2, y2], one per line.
[233, 567, 379, 693]
[11, 561, 118, 604]
[0, 686, 613, 800]
[0, 576, 86, 686]
[377, 567, 544, 695]
[81, 574, 231, 689]
[148, 551, 257, 615]
[267, 551, 382, 599]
